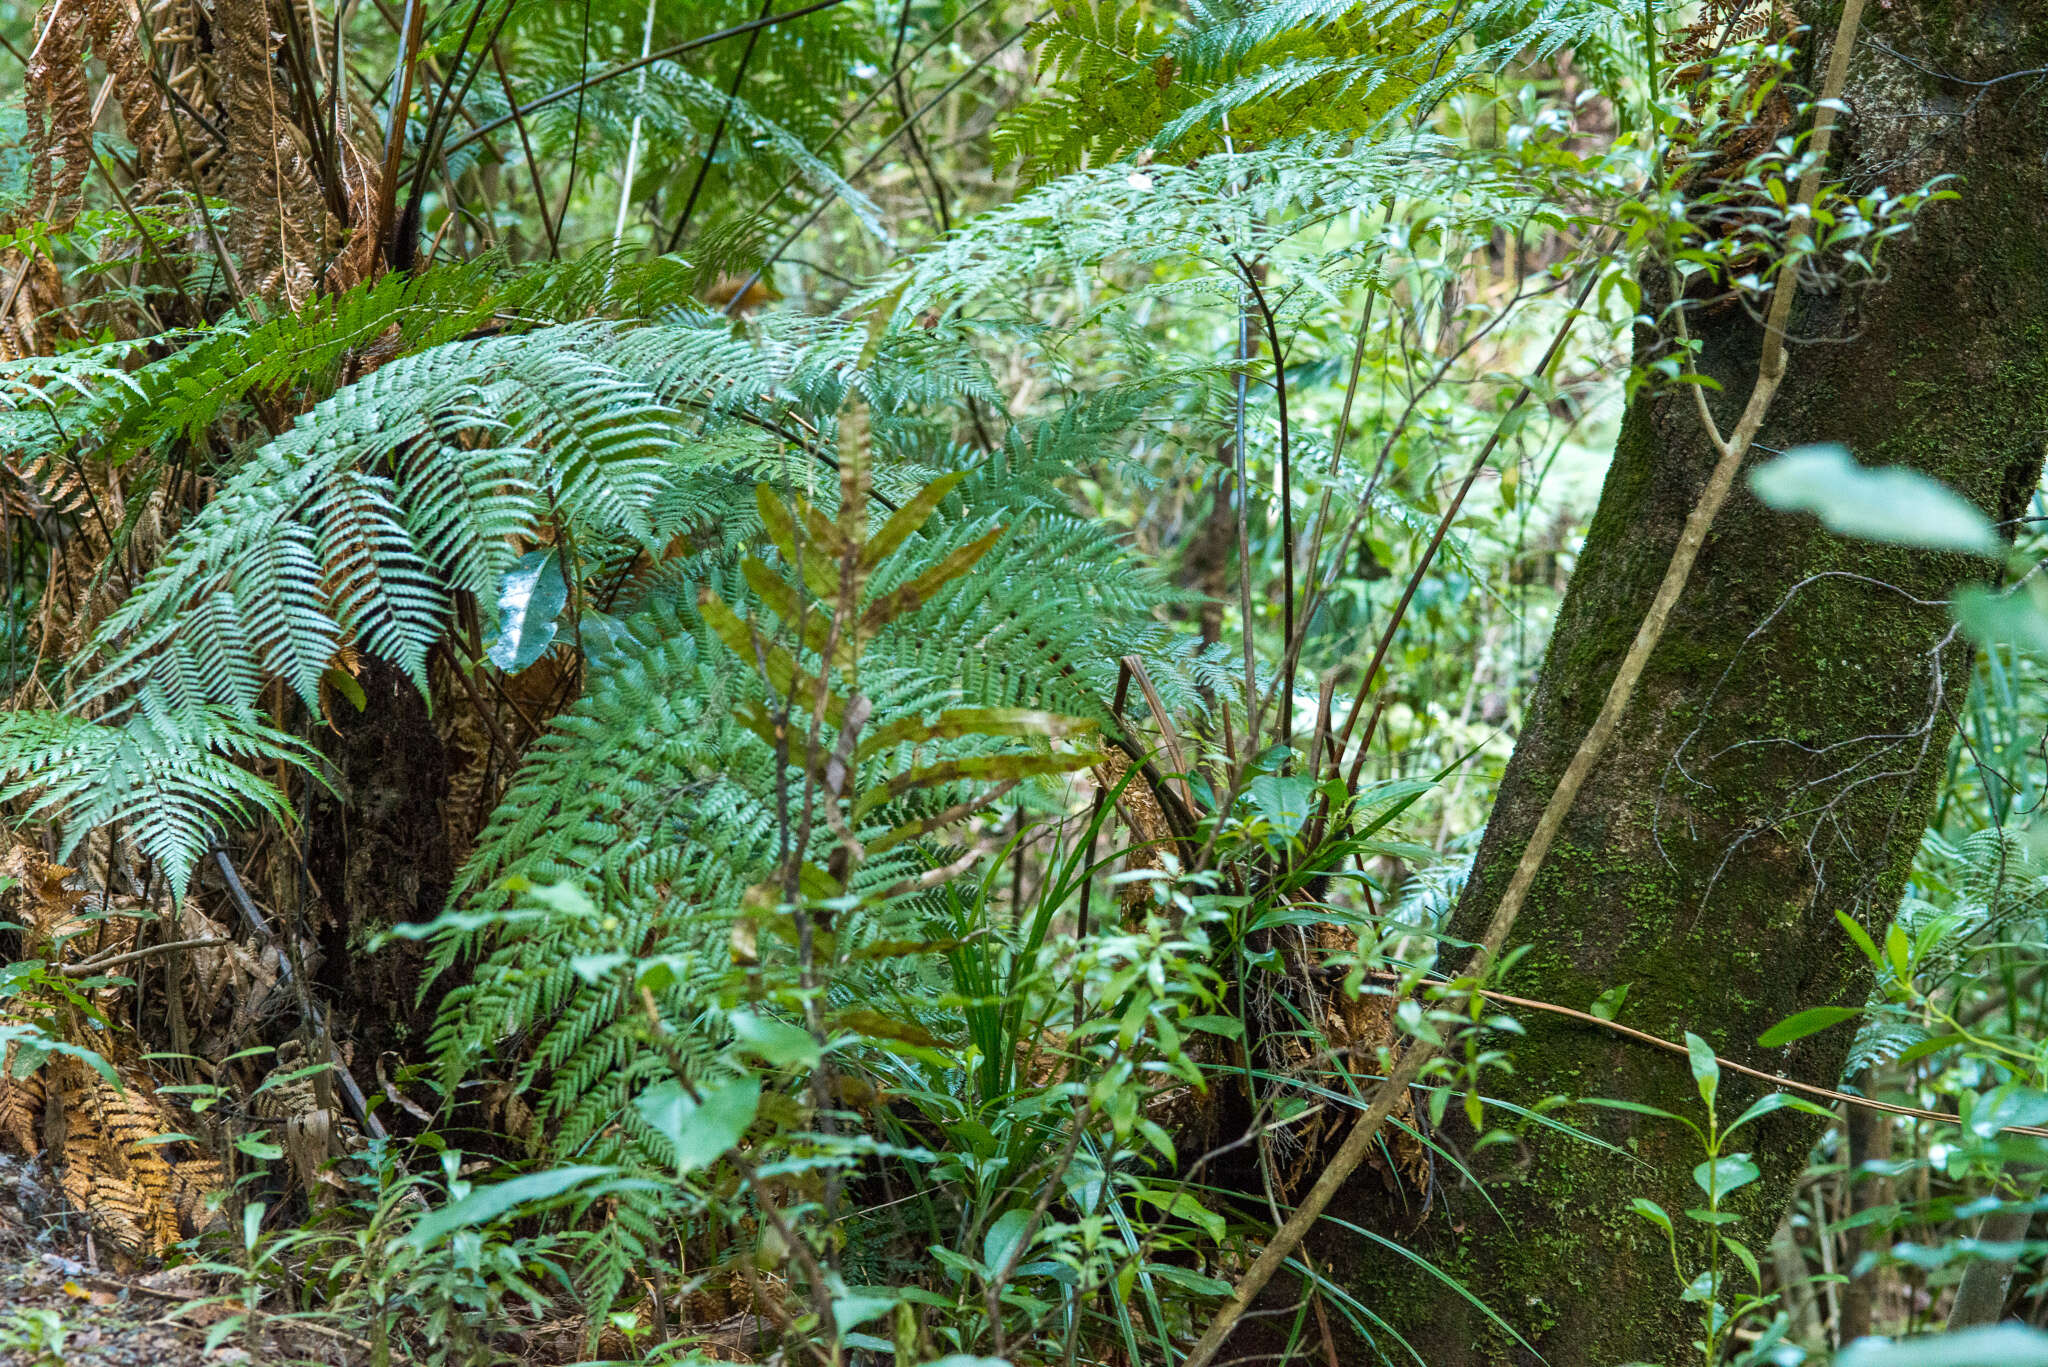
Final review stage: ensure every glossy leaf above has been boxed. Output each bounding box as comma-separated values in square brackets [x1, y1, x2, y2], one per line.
[1837, 1327, 2048, 1367]
[487, 549, 567, 672]
[731, 1011, 822, 1069]
[404, 1165, 613, 1248]
[1685, 1031, 1720, 1111]
[1692, 1153, 1760, 1200]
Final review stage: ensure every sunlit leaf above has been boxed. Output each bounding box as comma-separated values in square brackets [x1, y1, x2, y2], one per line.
[635, 1078, 761, 1173]
[1749, 444, 1999, 554]
[1757, 1005, 1859, 1048]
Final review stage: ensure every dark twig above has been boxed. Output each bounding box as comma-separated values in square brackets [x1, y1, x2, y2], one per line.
[210, 848, 386, 1140]
[665, 0, 775, 253]
[1233, 253, 1294, 746]
[446, 0, 860, 158]
[491, 41, 559, 256]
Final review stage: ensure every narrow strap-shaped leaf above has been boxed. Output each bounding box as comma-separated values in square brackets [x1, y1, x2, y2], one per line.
[860, 526, 1003, 634]
[697, 588, 845, 728]
[740, 558, 846, 667]
[861, 471, 965, 570]
[755, 483, 840, 603]
[851, 749, 1100, 823]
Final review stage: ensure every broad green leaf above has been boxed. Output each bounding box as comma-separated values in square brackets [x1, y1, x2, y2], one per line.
[1748, 445, 1999, 554]
[569, 952, 631, 984]
[1885, 921, 1912, 980]
[982, 1208, 1033, 1277]
[1837, 1327, 2048, 1367]
[830, 1286, 899, 1335]
[1722, 1233, 1762, 1287]
[1727, 1091, 1834, 1133]
[1757, 1005, 1859, 1048]
[487, 549, 567, 672]
[1685, 1032, 1719, 1111]
[1897, 1033, 1967, 1068]
[1970, 1085, 2048, 1138]
[1146, 1264, 1232, 1297]
[635, 1078, 761, 1173]
[235, 1135, 285, 1160]
[1630, 1196, 1673, 1234]
[1692, 1153, 1760, 1200]
[1590, 983, 1630, 1022]
[1837, 911, 1884, 969]
[1955, 583, 2048, 656]
[404, 1165, 613, 1248]
[1132, 1188, 1227, 1244]
[731, 1011, 822, 1069]
[1247, 773, 1316, 837]
[321, 665, 367, 712]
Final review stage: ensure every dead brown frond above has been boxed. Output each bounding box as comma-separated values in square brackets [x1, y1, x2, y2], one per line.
[22, 0, 94, 232]
[218, 0, 346, 305]
[84, 0, 175, 191]
[47, 1053, 225, 1259]
[1671, 0, 1796, 68]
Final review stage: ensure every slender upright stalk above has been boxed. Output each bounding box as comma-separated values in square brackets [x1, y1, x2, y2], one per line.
[610, 0, 659, 249]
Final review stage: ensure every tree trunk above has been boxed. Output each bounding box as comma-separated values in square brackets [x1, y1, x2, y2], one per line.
[1841, 1083, 1896, 1342]
[1322, 5, 2048, 1361]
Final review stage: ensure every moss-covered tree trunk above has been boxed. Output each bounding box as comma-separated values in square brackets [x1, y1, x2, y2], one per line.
[1325, 4, 2048, 1360]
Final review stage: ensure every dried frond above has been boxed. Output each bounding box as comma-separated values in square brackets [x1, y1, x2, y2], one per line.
[0, 842, 91, 948]
[1671, 0, 1796, 66]
[22, 0, 93, 232]
[218, 0, 338, 305]
[146, 0, 221, 188]
[0, 1051, 44, 1156]
[83, 0, 173, 191]
[0, 251, 68, 362]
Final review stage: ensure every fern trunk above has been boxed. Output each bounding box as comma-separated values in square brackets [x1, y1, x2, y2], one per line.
[1319, 5, 2048, 1360]
[304, 658, 455, 1055]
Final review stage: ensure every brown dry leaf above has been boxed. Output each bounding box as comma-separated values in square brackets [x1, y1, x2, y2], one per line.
[1090, 752, 1175, 923]
[20, 0, 91, 232]
[0, 1051, 45, 1157]
[217, 0, 340, 304]
[1, 843, 89, 947]
[255, 1040, 344, 1197]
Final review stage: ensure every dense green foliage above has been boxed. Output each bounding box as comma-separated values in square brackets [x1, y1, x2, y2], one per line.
[0, 1, 2045, 1364]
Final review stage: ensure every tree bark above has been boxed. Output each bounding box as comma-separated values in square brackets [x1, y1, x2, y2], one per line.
[304, 656, 456, 1058]
[1841, 1084, 1896, 1342]
[1321, 4, 2048, 1361]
